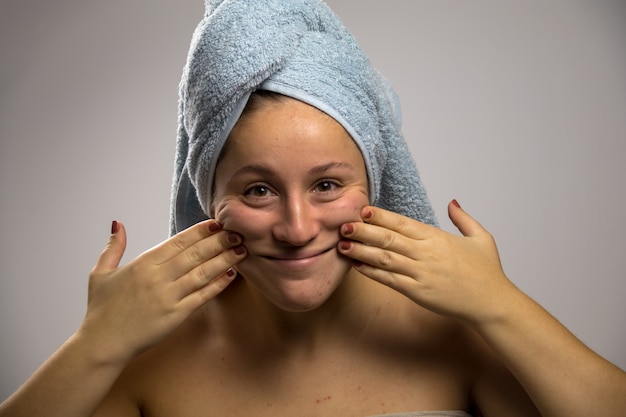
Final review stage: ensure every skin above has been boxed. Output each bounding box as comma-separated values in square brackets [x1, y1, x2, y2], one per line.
[1, 96, 624, 417]
[211, 96, 369, 314]
[97, 97, 535, 416]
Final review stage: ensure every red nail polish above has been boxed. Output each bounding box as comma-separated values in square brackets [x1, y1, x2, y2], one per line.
[340, 240, 351, 251]
[209, 222, 221, 232]
[342, 224, 354, 235]
[111, 220, 119, 234]
[226, 268, 237, 278]
[234, 245, 245, 255]
[362, 209, 373, 220]
[452, 199, 461, 209]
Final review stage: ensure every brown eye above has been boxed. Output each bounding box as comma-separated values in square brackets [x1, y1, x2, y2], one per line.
[315, 181, 337, 193]
[247, 185, 271, 197]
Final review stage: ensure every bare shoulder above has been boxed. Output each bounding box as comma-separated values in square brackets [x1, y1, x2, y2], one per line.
[399, 305, 541, 417]
[364, 288, 540, 416]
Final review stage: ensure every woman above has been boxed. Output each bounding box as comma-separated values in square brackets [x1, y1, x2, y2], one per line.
[1, 1, 624, 416]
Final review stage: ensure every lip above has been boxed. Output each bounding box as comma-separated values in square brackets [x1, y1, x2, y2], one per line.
[261, 247, 335, 269]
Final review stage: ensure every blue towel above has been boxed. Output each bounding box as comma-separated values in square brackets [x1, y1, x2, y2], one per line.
[170, 0, 438, 235]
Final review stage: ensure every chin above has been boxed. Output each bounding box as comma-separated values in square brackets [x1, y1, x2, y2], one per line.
[237, 255, 353, 313]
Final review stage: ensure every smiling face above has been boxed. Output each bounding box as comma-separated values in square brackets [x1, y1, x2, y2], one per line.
[212, 94, 369, 312]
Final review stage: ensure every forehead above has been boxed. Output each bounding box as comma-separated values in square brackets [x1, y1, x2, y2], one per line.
[222, 96, 364, 164]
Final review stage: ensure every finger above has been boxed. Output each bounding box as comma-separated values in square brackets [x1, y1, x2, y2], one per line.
[338, 238, 420, 298]
[177, 268, 239, 313]
[447, 199, 487, 238]
[148, 220, 222, 264]
[175, 245, 246, 300]
[91, 220, 127, 274]
[352, 261, 418, 298]
[338, 239, 417, 277]
[359, 206, 434, 240]
[340, 221, 419, 259]
[164, 230, 244, 279]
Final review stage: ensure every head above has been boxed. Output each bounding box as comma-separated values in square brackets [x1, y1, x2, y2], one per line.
[172, 0, 438, 237]
[210, 91, 369, 312]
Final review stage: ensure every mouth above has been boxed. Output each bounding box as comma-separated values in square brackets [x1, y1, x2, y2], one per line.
[261, 247, 335, 268]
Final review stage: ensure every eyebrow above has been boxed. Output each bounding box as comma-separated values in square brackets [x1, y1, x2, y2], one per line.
[232, 161, 355, 178]
[307, 161, 355, 176]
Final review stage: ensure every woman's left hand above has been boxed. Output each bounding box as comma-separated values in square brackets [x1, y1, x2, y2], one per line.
[338, 200, 519, 325]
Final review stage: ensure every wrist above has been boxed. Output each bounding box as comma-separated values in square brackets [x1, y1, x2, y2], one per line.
[465, 278, 530, 334]
[72, 323, 136, 370]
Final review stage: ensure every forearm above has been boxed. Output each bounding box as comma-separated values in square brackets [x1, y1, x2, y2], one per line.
[474, 286, 626, 417]
[0, 331, 128, 417]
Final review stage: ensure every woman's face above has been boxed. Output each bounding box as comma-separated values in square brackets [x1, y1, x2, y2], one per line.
[212, 97, 369, 312]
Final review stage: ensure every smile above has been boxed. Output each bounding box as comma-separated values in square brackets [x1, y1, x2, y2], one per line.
[262, 247, 335, 269]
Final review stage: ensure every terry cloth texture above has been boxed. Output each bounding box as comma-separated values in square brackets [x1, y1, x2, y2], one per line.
[170, 0, 438, 235]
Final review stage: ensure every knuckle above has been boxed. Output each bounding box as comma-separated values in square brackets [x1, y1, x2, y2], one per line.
[191, 263, 214, 286]
[377, 250, 393, 267]
[369, 268, 396, 287]
[379, 231, 396, 249]
[169, 234, 188, 252]
[395, 217, 409, 233]
[185, 246, 204, 264]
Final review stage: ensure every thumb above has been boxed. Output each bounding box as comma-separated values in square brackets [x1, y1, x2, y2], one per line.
[92, 220, 127, 274]
[447, 199, 488, 238]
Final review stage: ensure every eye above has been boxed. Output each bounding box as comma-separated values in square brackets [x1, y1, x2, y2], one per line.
[244, 184, 274, 198]
[313, 180, 339, 193]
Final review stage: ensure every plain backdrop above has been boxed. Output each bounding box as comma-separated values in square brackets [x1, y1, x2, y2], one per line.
[1, 0, 625, 402]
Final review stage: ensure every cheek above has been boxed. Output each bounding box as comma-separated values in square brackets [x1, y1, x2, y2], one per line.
[215, 201, 272, 240]
[321, 192, 369, 228]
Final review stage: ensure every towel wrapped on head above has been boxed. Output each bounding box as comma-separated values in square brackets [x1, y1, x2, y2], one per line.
[170, 0, 438, 236]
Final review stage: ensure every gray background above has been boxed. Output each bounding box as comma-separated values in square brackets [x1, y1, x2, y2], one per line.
[1, 0, 625, 401]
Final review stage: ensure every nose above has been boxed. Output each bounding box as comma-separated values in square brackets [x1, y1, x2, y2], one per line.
[272, 195, 320, 246]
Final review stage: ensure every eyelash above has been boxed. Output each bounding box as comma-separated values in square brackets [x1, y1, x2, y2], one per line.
[243, 179, 341, 199]
[313, 180, 340, 193]
[243, 184, 275, 198]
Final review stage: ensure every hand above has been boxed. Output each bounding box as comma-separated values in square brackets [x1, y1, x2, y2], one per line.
[79, 220, 247, 365]
[338, 200, 518, 324]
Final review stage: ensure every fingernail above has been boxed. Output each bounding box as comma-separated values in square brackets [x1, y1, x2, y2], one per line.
[452, 199, 461, 209]
[340, 240, 351, 251]
[362, 209, 373, 220]
[226, 268, 237, 278]
[228, 233, 241, 244]
[234, 245, 245, 255]
[209, 222, 221, 232]
[111, 220, 119, 234]
[341, 223, 354, 236]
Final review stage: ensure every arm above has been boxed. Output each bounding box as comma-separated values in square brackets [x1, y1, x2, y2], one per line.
[0, 220, 246, 417]
[338, 201, 626, 417]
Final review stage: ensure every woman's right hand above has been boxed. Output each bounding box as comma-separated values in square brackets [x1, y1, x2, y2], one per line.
[78, 220, 247, 366]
